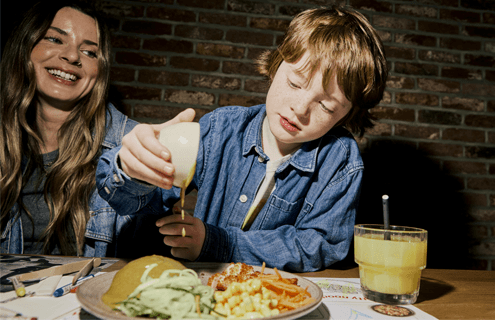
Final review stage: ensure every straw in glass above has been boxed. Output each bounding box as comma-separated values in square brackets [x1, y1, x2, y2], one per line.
[382, 194, 391, 240]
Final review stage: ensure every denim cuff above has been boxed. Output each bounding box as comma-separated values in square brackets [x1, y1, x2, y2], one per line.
[98, 146, 157, 198]
[96, 146, 158, 216]
[197, 223, 231, 262]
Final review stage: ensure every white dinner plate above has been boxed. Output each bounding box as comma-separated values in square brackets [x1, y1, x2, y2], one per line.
[77, 262, 323, 320]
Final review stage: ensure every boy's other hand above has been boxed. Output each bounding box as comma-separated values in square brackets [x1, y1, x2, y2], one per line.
[118, 108, 196, 189]
[156, 213, 206, 261]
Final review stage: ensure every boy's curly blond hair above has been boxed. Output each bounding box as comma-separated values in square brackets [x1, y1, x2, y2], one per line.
[257, 6, 388, 137]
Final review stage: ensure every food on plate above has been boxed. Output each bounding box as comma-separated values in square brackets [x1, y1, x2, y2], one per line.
[102, 255, 216, 319]
[102, 255, 186, 309]
[212, 278, 280, 318]
[208, 262, 261, 291]
[207, 262, 298, 291]
[117, 266, 216, 319]
[208, 263, 315, 318]
[100, 256, 315, 319]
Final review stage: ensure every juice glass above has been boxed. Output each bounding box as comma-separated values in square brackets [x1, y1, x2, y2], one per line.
[354, 224, 427, 305]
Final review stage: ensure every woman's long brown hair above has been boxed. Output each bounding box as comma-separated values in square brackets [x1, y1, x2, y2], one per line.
[0, 0, 112, 255]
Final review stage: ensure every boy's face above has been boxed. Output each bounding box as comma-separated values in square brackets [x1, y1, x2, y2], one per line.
[265, 52, 352, 154]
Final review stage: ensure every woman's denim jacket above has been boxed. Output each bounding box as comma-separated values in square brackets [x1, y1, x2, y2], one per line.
[1, 104, 164, 258]
[97, 104, 363, 271]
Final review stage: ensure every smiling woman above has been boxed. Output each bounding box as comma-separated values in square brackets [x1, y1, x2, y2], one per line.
[0, 0, 177, 258]
[31, 7, 99, 116]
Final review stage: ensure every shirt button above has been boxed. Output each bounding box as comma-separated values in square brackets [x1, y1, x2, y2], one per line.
[258, 156, 264, 163]
[239, 195, 248, 203]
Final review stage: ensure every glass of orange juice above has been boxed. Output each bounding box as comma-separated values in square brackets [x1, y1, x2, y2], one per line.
[354, 224, 427, 305]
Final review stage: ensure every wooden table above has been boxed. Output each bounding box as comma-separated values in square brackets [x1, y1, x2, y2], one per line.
[302, 267, 495, 320]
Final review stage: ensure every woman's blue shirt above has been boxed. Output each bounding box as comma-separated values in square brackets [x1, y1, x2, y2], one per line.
[1, 104, 165, 258]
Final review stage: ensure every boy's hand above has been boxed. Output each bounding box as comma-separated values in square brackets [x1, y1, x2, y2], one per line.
[118, 108, 196, 189]
[156, 213, 206, 261]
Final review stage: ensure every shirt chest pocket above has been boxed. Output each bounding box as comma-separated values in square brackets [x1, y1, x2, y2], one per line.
[255, 195, 306, 230]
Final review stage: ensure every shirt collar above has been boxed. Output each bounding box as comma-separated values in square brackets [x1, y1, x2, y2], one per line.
[242, 104, 319, 173]
[103, 103, 126, 148]
[242, 105, 265, 157]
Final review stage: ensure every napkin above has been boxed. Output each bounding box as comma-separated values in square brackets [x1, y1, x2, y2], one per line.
[35, 275, 63, 296]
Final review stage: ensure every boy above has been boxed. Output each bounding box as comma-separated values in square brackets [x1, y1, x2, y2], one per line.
[96, 6, 387, 272]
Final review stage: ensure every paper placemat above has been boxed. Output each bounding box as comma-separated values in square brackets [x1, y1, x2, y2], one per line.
[301, 278, 437, 320]
[0, 275, 81, 320]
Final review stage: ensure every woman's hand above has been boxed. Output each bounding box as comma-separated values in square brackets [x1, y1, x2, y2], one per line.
[118, 108, 196, 189]
[156, 212, 206, 261]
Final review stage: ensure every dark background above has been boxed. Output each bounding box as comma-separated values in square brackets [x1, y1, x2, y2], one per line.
[1, 0, 39, 56]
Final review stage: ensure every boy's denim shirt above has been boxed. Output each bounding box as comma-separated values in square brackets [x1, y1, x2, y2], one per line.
[97, 104, 363, 272]
[1, 104, 163, 258]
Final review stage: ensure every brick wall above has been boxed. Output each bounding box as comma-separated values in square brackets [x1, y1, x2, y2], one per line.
[27, 0, 492, 270]
[96, 0, 495, 270]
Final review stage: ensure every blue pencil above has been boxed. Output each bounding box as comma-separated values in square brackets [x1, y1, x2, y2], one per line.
[53, 274, 95, 297]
